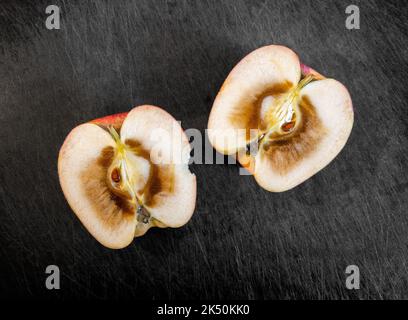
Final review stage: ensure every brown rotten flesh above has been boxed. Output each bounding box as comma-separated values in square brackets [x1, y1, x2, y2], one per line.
[208, 45, 354, 192]
[58, 105, 196, 249]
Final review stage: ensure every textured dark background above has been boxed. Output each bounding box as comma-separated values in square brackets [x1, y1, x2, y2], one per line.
[0, 0, 407, 300]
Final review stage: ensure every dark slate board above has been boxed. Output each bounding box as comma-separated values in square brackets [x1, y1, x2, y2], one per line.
[0, 0, 407, 299]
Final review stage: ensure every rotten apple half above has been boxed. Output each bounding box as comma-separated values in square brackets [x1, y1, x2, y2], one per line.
[58, 105, 196, 249]
[208, 45, 353, 192]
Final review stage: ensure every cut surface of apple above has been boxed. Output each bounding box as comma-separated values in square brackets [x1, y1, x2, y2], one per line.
[58, 105, 196, 249]
[208, 45, 353, 192]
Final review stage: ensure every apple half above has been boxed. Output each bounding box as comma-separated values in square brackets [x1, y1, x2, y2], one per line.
[58, 105, 196, 249]
[208, 45, 353, 192]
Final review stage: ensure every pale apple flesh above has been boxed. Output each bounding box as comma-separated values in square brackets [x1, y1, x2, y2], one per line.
[208, 45, 354, 192]
[58, 105, 196, 249]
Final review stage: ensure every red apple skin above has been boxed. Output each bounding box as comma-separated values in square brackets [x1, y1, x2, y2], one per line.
[300, 63, 325, 80]
[90, 112, 128, 129]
